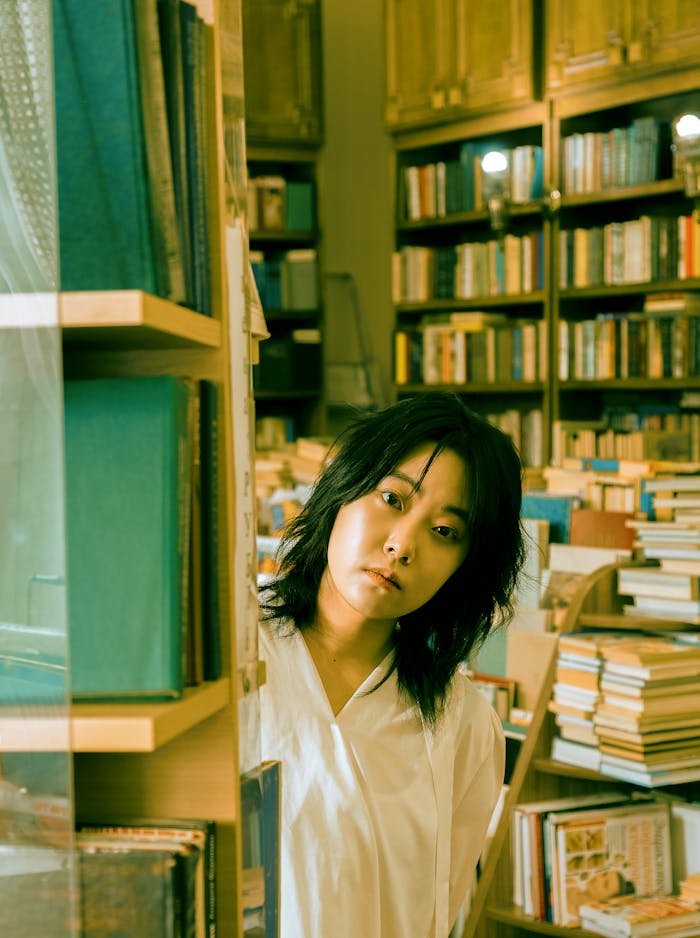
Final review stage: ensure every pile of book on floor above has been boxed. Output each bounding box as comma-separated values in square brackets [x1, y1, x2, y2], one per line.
[511, 790, 700, 929]
[549, 631, 700, 787]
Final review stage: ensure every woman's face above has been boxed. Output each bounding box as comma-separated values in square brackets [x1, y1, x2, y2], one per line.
[319, 443, 470, 627]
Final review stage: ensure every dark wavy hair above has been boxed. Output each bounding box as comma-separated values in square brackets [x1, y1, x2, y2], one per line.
[260, 392, 525, 726]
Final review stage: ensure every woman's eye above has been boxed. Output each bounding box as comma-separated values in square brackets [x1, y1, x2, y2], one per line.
[381, 490, 402, 509]
[434, 525, 461, 541]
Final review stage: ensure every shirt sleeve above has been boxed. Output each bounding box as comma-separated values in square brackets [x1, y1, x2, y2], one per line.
[448, 682, 506, 929]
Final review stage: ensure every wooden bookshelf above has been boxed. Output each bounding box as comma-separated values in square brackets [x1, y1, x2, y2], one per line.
[459, 562, 700, 938]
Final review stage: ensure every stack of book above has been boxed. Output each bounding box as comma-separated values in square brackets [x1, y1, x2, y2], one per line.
[549, 632, 700, 787]
[549, 631, 623, 772]
[594, 637, 700, 787]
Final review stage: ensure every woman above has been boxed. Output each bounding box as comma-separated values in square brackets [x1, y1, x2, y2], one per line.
[259, 392, 525, 936]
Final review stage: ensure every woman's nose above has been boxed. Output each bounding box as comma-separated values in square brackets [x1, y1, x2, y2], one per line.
[384, 533, 414, 565]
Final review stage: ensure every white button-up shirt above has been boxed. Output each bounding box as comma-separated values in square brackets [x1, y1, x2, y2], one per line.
[259, 622, 505, 937]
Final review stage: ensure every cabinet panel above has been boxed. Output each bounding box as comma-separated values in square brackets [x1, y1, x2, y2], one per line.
[385, 0, 450, 128]
[545, 0, 629, 91]
[630, 1, 700, 70]
[454, 0, 534, 110]
[242, 0, 322, 145]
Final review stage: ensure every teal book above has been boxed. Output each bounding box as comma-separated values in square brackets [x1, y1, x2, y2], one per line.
[53, 0, 164, 295]
[64, 376, 192, 699]
[284, 181, 314, 231]
[521, 492, 579, 544]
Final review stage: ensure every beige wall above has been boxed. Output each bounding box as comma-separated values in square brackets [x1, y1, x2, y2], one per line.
[320, 0, 395, 429]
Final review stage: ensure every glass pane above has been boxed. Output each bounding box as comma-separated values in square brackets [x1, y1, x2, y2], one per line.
[0, 2, 76, 934]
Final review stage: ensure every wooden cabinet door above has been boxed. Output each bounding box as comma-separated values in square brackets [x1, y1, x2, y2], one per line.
[385, 0, 453, 129]
[453, 0, 534, 111]
[242, 0, 322, 145]
[544, 0, 629, 91]
[629, 0, 700, 71]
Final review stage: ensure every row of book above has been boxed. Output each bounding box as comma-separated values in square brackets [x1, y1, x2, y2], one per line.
[393, 314, 547, 386]
[552, 414, 700, 465]
[400, 142, 544, 222]
[558, 212, 700, 289]
[560, 115, 672, 195]
[557, 310, 700, 382]
[0, 376, 222, 705]
[246, 176, 315, 233]
[550, 631, 700, 787]
[392, 230, 545, 302]
[249, 249, 319, 311]
[511, 788, 700, 933]
[55, 0, 216, 314]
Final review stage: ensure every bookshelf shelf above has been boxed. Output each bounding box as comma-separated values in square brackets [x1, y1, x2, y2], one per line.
[559, 377, 700, 391]
[396, 202, 543, 233]
[0, 679, 231, 754]
[249, 229, 315, 245]
[60, 291, 222, 349]
[254, 388, 321, 400]
[398, 382, 546, 395]
[396, 294, 546, 314]
[559, 178, 686, 208]
[486, 906, 597, 937]
[559, 279, 700, 300]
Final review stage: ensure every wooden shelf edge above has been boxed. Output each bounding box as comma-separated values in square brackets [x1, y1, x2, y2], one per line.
[0, 678, 231, 754]
[486, 905, 598, 936]
[60, 290, 221, 348]
[72, 678, 231, 752]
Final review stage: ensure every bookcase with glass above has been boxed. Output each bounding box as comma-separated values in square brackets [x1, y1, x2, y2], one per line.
[550, 68, 700, 470]
[391, 107, 551, 467]
[0, 1, 278, 935]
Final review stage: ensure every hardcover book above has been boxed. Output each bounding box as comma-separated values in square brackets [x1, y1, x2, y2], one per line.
[54, 0, 168, 295]
[64, 376, 193, 699]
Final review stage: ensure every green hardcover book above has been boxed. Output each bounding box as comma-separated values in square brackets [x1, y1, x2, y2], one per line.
[53, 0, 163, 295]
[64, 376, 192, 699]
[284, 181, 314, 232]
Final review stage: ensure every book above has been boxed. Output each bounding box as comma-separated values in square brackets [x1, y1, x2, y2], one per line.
[670, 802, 700, 888]
[569, 508, 636, 550]
[548, 800, 673, 927]
[199, 381, 222, 682]
[598, 760, 700, 787]
[77, 817, 216, 938]
[78, 840, 182, 936]
[539, 569, 588, 629]
[618, 567, 700, 601]
[521, 492, 579, 544]
[64, 376, 193, 699]
[601, 637, 700, 668]
[241, 762, 281, 938]
[580, 894, 700, 937]
[53, 0, 173, 297]
[180, 0, 213, 315]
[512, 791, 632, 921]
